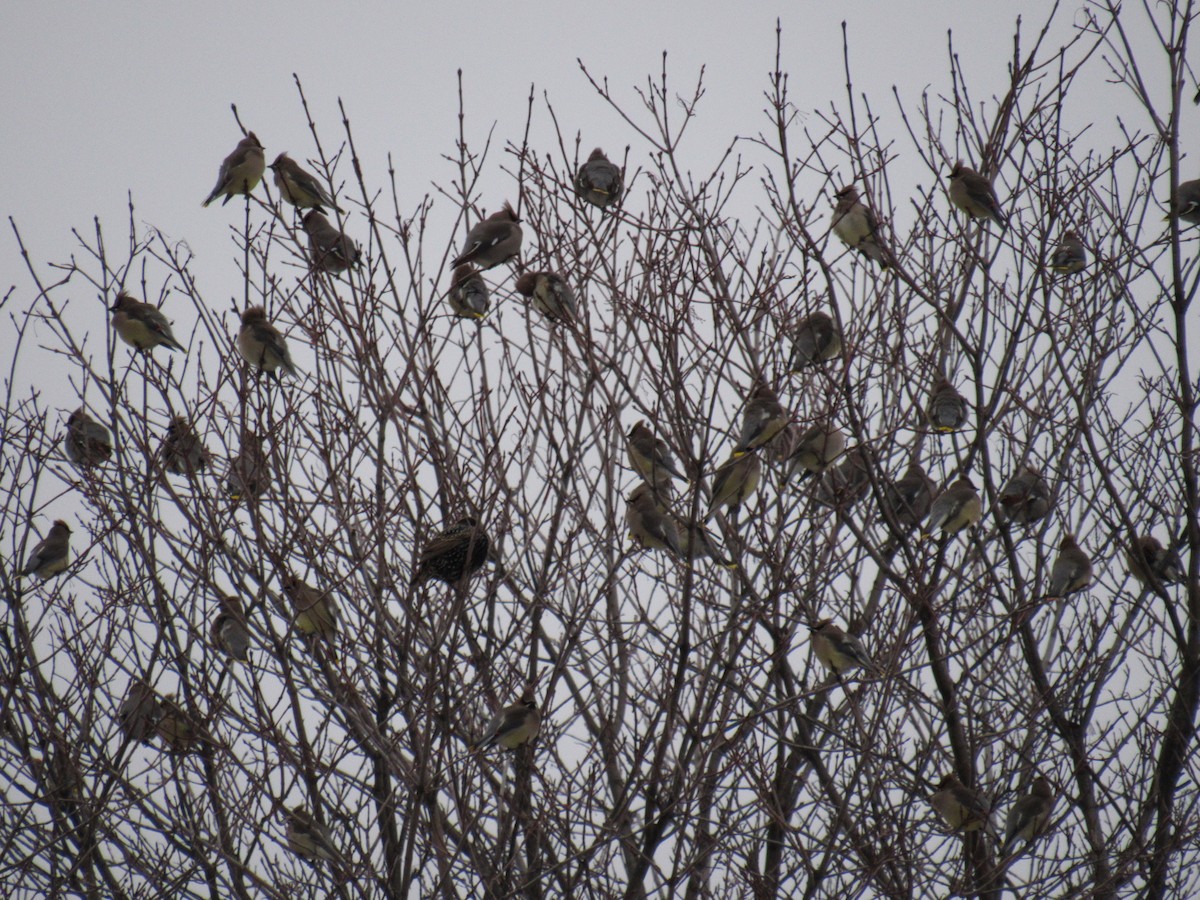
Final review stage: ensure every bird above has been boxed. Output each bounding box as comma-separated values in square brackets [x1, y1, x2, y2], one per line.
[790, 311, 842, 371]
[809, 619, 873, 676]
[110, 292, 185, 352]
[1049, 231, 1087, 273]
[225, 435, 271, 501]
[117, 680, 161, 744]
[450, 203, 522, 269]
[1001, 776, 1055, 855]
[1127, 535, 1184, 587]
[706, 452, 762, 519]
[302, 211, 361, 273]
[831, 185, 887, 269]
[447, 264, 490, 319]
[814, 445, 873, 509]
[514, 271, 577, 321]
[237, 307, 299, 379]
[285, 805, 338, 862]
[1045, 534, 1093, 598]
[948, 160, 1007, 229]
[880, 462, 938, 528]
[202, 132, 265, 207]
[474, 694, 541, 750]
[411, 517, 492, 586]
[675, 517, 736, 568]
[64, 407, 113, 468]
[574, 148, 624, 208]
[929, 774, 990, 833]
[19, 520, 71, 581]
[211, 596, 251, 663]
[732, 381, 788, 456]
[997, 466, 1052, 525]
[283, 575, 339, 656]
[627, 421, 687, 497]
[925, 477, 982, 537]
[159, 416, 207, 476]
[926, 376, 969, 432]
[154, 694, 198, 753]
[626, 483, 684, 556]
[786, 422, 846, 482]
[269, 153, 342, 214]
[1165, 178, 1200, 226]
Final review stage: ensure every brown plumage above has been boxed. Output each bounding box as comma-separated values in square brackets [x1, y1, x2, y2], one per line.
[447, 264, 490, 319]
[831, 185, 887, 268]
[733, 381, 788, 456]
[1046, 534, 1092, 598]
[814, 445, 872, 509]
[997, 466, 1052, 525]
[160, 416, 207, 475]
[926, 376, 968, 433]
[64, 408, 113, 468]
[19, 520, 71, 581]
[880, 462, 937, 528]
[411, 517, 492, 586]
[451, 203, 522, 269]
[790, 311, 842, 371]
[925, 477, 982, 536]
[270, 152, 342, 214]
[574, 148, 624, 208]
[302, 210, 360, 273]
[929, 774, 990, 832]
[786, 422, 845, 482]
[117, 680, 161, 744]
[514, 271, 578, 321]
[948, 160, 1007, 229]
[1127, 535, 1184, 587]
[236, 307, 299, 379]
[202, 132, 265, 207]
[474, 693, 541, 749]
[110, 292, 185, 352]
[1049, 231, 1087, 273]
[225, 435, 271, 501]
[626, 483, 684, 556]
[211, 596, 251, 662]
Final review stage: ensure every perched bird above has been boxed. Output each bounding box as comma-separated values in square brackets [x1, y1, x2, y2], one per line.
[154, 694, 198, 753]
[786, 422, 846, 482]
[814, 445, 873, 509]
[626, 483, 684, 556]
[450, 203, 522, 269]
[997, 466, 1052, 525]
[1166, 178, 1200, 226]
[475, 694, 541, 750]
[627, 421, 687, 497]
[225, 435, 271, 501]
[676, 517, 736, 568]
[1046, 534, 1093, 598]
[283, 575, 339, 656]
[706, 452, 762, 519]
[270, 153, 342, 214]
[19, 520, 72, 581]
[929, 774, 990, 833]
[1049, 231, 1087, 274]
[732, 381, 788, 456]
[574, 148, 624, 208]
[948, 160, 1007, 229]
[202, 132, 265, 207]
[64, 407, 113, 468]
[447, 264, 490, 319]
[831, 185, 887, 269]
[1001, 776, 1055, 855]
[925, 477, 982, 537]
[809, 619, 873, 676]
[1127, 535, 1185, 587]
[411, 517, 492, 586]
[302, 211, 360, 273]
[237, 307, 299, 379]
[211, 595, 251, 662]
[286, 806, 338, 862]
[117, 680, 161, 744]
[880, 462, 938, 528]
[514, 271, 578, 321]
[159, 416, 207, 476]
[926, 376, 969, 433]
[110, 292, 185, 352]
[790, 311, 842, 371]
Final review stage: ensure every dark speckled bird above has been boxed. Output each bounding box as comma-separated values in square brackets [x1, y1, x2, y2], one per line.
[160, 416, 207, 475]
[411, 517, 492, 586]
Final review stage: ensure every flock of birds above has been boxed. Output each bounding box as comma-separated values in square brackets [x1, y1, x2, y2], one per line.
[12, 128, 1197, 868]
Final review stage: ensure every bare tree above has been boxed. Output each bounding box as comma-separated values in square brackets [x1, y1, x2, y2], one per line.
[2, 3, 1198, 897]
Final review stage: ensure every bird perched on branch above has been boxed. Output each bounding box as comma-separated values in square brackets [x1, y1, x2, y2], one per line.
[929, 773, 990, 833]
[997, 466, 1052, 525]
[786, 422, 845, 482]
[154, 694, 200, 753]
[451, 203, 522, 269]
[926, 376, 968, 433]
[202, 132, 265, 207]
[814, 445, 873, 509]
[925, 478, 981, 537]
[732, 381, 788, 457]
[447, 264, 490, 319]
[809, 619, 873, 676]
[117, 679, 161, 744]
[283, 575, 339, 660]
[211, 595, 251, 663]
[1048, 231, 1087, 273]
[626, 421, 687, 497]
[474, 693, 541, 750]
[706, 452, 761, 519]
[880, 462, 937, 528]
[626, 483, 684, 557]
[286, 805, 338, 863]
[270, 153, 342, 214]
[302, 211, 360, 273]
[790, 311, 842, 371]
[515, 271, 577, 322]
[64, 408, 113, 468]
[19, 520, 71, 581]
[1166, 178, 1200, 226]
[1045, 534, 1093, 599]
[574, 148, 623, 208]
[1001, 776, 1055, 855]
[110, 292, 185, 353]
[225, 434, 271, 502]
[237, 307, 299, 380]
[831, 185, 887, 269]
[1126, 535, 1184, 587]
[160, 416, 207, 476]
[411, 517, 493, 586]
[948, 160, 1007, 229]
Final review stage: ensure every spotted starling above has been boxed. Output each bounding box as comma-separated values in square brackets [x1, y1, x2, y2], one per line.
[411, 517, 492, 585]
